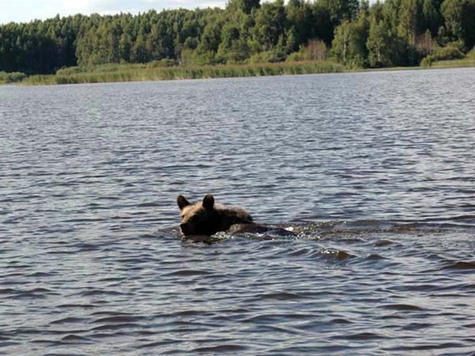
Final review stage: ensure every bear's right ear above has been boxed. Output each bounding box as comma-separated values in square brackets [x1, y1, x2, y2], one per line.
[202, 194, 215, 210]
[177, 195, 191, 210]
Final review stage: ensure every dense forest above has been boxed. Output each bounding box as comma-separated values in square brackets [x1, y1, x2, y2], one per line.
[0, 0, 474, 75]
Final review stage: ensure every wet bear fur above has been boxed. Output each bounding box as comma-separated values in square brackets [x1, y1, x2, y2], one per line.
[177, 194, 254, 236]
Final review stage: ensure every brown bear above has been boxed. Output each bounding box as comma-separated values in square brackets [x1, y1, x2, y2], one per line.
[177, 194, 255, 236]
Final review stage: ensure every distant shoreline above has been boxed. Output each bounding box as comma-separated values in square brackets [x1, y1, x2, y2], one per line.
[7, 61, 344, 86]
[2, 59, 475, 86]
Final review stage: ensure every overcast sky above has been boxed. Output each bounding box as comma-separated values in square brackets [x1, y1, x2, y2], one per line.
[0, 0, 227, 24]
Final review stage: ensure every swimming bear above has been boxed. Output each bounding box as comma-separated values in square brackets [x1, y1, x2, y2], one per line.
[177, 194, 255, 236]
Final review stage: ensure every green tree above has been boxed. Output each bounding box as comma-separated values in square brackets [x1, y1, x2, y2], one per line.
[131, 33, 149, 63]
[331, 8, 369, 68]
[318, 0, 360, 24]
[367, 16, 396, 67]
[195, 18, 224, 63]
[226, 0, 260, 14]
[119, 33, 132, 62]
[252, 0, 286, 52]
[422, 0, 442, 34]
[212, 7, 254, 63]
[397, 0, 419, 44]
[286, 0, 313, 49]
[442, 0, 475, 48]
[311, 3, 334, 46]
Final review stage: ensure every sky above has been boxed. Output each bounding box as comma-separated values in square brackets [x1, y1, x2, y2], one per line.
[0, 0, 227, 24]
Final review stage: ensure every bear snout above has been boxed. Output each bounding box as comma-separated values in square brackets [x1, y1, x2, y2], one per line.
[180, 222, 192, 235]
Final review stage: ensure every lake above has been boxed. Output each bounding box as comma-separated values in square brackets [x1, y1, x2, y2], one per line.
[1, 68, 474, 354]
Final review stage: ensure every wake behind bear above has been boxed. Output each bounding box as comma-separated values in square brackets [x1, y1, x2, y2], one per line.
[177, 194, 289, 237]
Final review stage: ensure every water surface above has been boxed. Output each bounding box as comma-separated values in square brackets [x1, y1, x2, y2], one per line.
[1, 68, 475, 354]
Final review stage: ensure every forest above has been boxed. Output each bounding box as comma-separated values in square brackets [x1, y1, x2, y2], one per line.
[0, 0, 474, 77]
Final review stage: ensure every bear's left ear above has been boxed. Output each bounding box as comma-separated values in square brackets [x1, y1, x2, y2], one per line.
[177, 195, 191, 210]
[203, 194, 215, 210]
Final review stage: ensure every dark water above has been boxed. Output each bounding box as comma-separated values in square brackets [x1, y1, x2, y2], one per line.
[1, 68, 475, 354]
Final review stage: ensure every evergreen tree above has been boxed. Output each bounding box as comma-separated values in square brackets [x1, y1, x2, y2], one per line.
[441, 0, 475, 48]
[252, 0, 286, 52]
[331, 8, 369, 67]
[227, 0, 260, 14]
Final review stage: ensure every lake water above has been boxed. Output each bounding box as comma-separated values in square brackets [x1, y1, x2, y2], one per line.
[1, 68, 475, 354]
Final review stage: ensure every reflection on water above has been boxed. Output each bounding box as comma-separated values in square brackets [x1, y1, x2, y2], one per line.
[1, 68, 475, 354]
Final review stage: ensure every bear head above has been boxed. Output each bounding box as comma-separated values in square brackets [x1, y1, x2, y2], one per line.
[176, 194, 252, 236]
[177, 194, 221, 236]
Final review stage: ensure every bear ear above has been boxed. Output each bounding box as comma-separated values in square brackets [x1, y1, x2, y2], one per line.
[202, 194, 215, 210]
[177, 195, 191, 210]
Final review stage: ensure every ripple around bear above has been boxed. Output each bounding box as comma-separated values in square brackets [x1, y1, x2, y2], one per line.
[177, 194, 254, 236]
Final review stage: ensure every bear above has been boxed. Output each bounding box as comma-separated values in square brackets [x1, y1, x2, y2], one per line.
[177, 194, 255, 236]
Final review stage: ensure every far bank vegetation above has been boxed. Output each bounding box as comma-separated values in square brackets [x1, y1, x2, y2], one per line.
[1, 0, 474, 84]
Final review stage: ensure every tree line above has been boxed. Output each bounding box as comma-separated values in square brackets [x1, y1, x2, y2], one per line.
[0, 0, 474, 75]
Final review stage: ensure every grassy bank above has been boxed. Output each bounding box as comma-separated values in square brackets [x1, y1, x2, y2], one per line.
[8, 56, 475, 86]
[430, 57, 475, 68]
[21, 61, 344, 85]
[0, 71, 27, 84]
